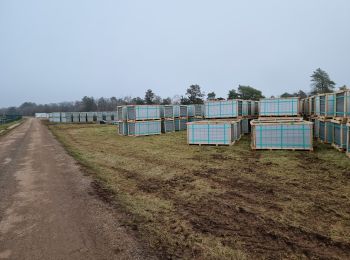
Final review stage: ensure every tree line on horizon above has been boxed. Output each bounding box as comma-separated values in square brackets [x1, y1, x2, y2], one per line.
[1, 68, 347, 116]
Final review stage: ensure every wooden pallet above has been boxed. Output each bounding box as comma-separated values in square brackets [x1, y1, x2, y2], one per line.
[204, 116, 241, 120]
[256, 117, 303, 122]
[127, 119, 162, 122]
[318, 116, 334, 120]
[127, 133, 162, 137]
[250, 145, 313, 151]
[332, 117, 348, 123]
[331, 143, 346, 152]
[189, 141, 235, 146]
[318, 138, 332, 145]
[239, 115, 258, 119]
[258, 114, 301, 118]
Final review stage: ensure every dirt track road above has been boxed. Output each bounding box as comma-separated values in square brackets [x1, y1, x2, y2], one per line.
[0, 118, 150, 259]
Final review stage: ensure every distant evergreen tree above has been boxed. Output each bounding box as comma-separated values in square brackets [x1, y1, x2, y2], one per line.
[161, 97, 172, 105]
[280, 92, 294, 98]
[227, 89, 239, 99]
[310, 68, 335, 94]
[238, 85, 264, 100]
[131, 97, 145, 105]
[144, 89, 155, 104]
[207, 92, 216, 100]
[185, 85, 204, 104]
[296, 90, 307, 99]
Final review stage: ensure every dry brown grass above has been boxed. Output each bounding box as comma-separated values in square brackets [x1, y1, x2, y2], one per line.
[49, 123, 350, 259]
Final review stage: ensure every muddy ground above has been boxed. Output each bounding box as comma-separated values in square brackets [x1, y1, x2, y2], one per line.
[0, 118, 154, 259]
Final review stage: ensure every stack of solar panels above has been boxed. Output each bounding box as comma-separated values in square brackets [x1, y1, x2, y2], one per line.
[187, 99, 257, 146]
[187, 120, 242, 146]
[79, 112, 87, 123]
[163, 105, 188, 133]
[52, 112, 61, 123]
[72, 112, 80, 123]
[87, 112, 95, 122]
[61, 112, 72, 123]
[117, 106, 128, 135]
[302, 90, 349, 156]
[187, 104, 204, 122]
[259, 97, 300, 117]
[117, 105, 162, 136]
[250, 118, 313, 151]
[251, 97, 313, 151]
[346, 122, 350, 158]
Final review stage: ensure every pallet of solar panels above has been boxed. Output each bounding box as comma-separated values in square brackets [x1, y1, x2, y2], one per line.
[241, 118, 252, 134]
[187, 104, 204, 125]
[301, 98, 307, 117]
[314, 93, 335, 119]
[248, 100, 260, 118]
[334, 90, 350, 120]
[331, 119, 348, 152]
[110, 111, 118, 122]
[312, 117, 319, 140]
[161, 105, 174, 133]
[117, 121, 128, 136]
[51, 112, 61, 123]
[317, 118, 334, 144]
[116, 106, 128, 135]
[117, 106, 127, 121]
[187, 119, 242, 146]
[105, 111, 117, 122]
[48, 113, 53, 122]
[79, 112, 87, 123]
[204, 99, 258, 119]
[204, 99, 242, 119]
[346, 122, 350, 158]
[96, 111, 106, 122]
[299, 99, 304, 116]
[309, 96, 316, 117]
[258, 97, 300, 118]
[250, 118, 313, 151]
[187, 104, 204, 119]
[61, 112, 73, 123]
[162, 105, 188, 132]
[85, 112, 95, 123]
[302, 96, 315, 119]
[126, 105, 162, 136]
[250, 100, 259, 118]
[72, 112, 80, 123]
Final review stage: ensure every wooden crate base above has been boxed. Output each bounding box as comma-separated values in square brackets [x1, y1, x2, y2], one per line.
[258, 115, 301, 118]
[331, 143, 346, 152]
[318, 138, 332, 144]
[189, 141, 235, 146]
[331, 117, 348, 124]
[318, 116, 334, 120]
[251, 145, 313, 151]
[128, 133, 162, 137]
[127, 119, 162, 122]
[204, 116, 241, 120]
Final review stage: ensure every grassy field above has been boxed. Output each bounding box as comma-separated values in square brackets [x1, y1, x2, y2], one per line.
[0, 119, 24, 136]
[49, 123, 350, 259]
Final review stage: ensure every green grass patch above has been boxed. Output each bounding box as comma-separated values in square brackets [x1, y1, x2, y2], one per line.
[0, 118, 24, 136]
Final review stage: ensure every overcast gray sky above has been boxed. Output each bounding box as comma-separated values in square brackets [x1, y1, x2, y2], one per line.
[0, 0, 349, 107]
